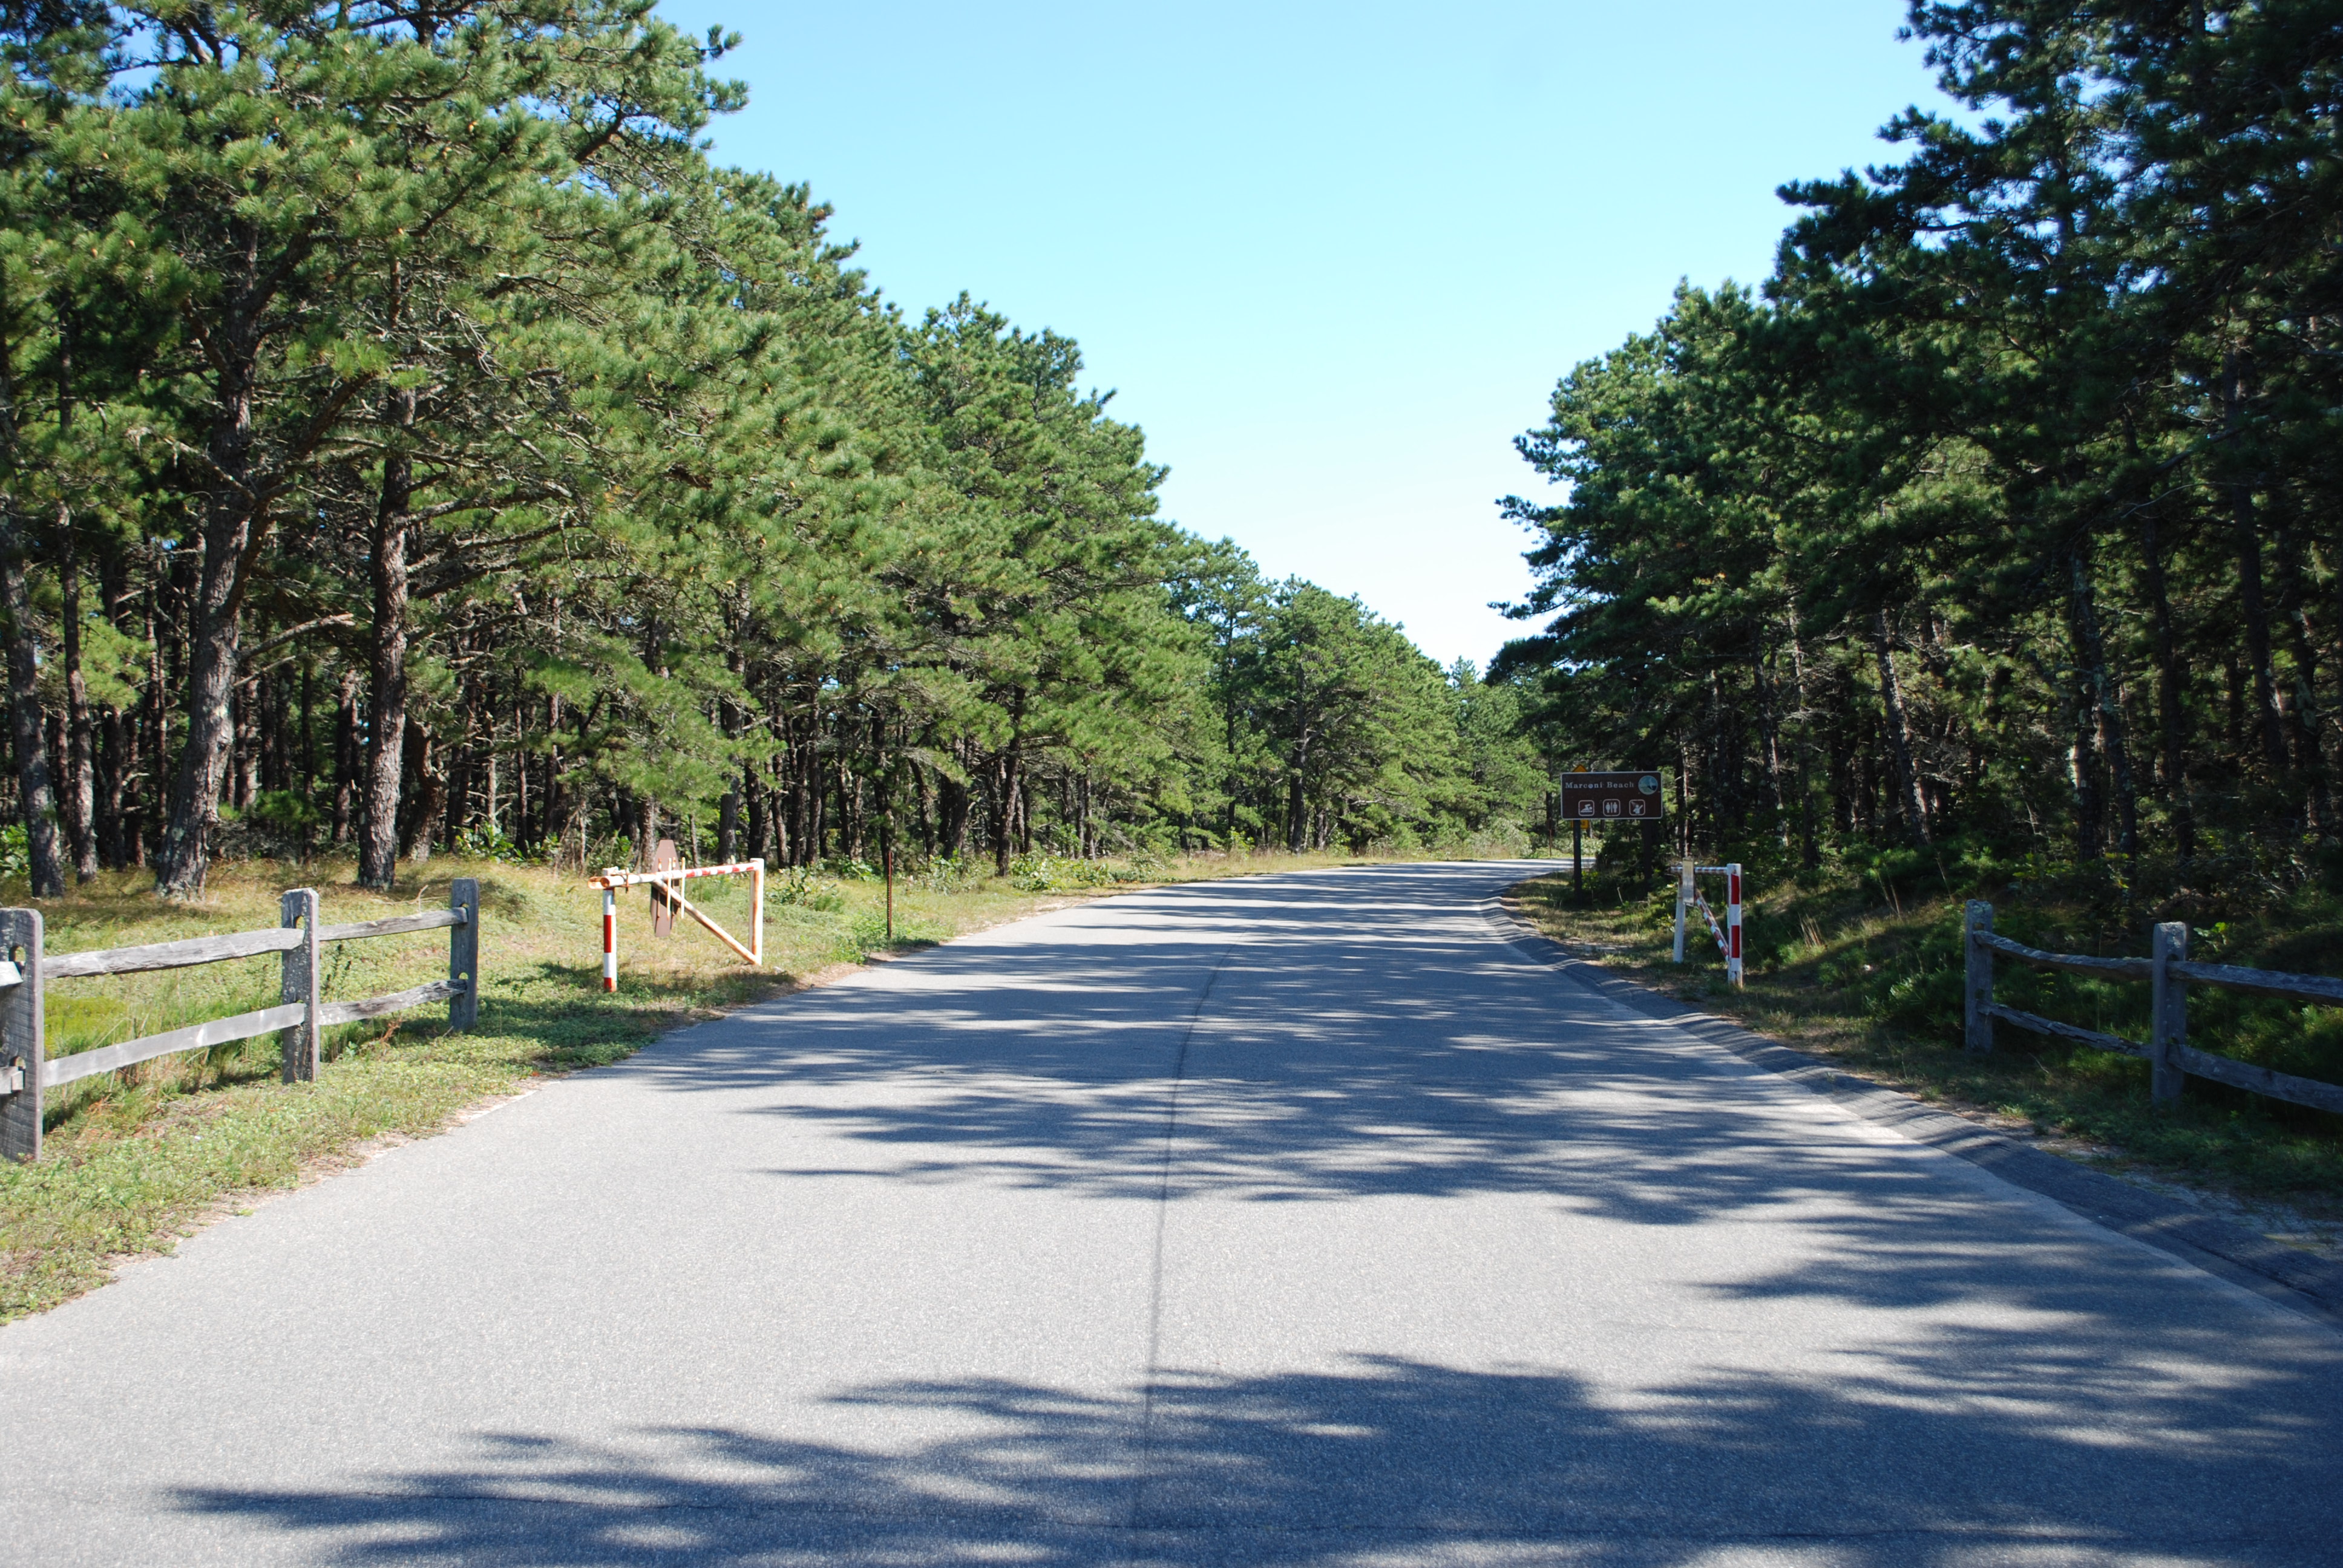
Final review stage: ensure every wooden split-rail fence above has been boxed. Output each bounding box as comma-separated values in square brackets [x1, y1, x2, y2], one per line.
[1963, 900, 2343, 1111]
[0, 879, 480, 1163]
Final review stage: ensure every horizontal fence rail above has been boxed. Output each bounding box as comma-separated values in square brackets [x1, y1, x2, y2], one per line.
[0, 880, 480, 1163]
[1962, 900, 2343, 1114]
[42, 1002, 313, 1089]
[38, 907, 465, 981]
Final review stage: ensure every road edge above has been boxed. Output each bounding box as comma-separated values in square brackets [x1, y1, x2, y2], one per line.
[1486, 887, 2343, 1331]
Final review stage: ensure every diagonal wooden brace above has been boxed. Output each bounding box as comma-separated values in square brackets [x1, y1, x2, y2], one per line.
[646, 871, 761, 967]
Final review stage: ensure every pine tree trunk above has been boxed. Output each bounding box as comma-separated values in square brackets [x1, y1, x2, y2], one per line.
[57, 533, 94, 884]
[98, 701, 126, 869]
[359, 435, 412, 889]
[2065, 550, 2139, 855]
[805, 742, 824, 869]
[1871, 609, 1931, 848]
[153, 272, 293, 899]
[0, 525, 63, 897]
[940, 769, 969, 858]
[129, 587, 159, 867]
[50, 304, 96, 881]
[992, 695, 1024, 875]
[330, 670, 359, 843]
[97, 561, 137, 869]
[1755, 647, 1787, 851]
[2068, 681, 2104, 861]
[151, 535, 251, 898]
[398, 717, 442, 863]
[2139, 506, 2195, 860]
[1786, 612, 1820, 869]
[2221, 354, 2289, 776]
[2273, 511, 2333, 829]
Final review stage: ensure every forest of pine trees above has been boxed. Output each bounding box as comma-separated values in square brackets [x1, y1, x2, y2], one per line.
[0, 1, 1549, 901]
[1498, 0, 2342, 900]
[25, 2, 2324, 912]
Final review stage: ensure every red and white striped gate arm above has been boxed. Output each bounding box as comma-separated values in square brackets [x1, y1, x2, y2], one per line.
[589, 858, 766, 990]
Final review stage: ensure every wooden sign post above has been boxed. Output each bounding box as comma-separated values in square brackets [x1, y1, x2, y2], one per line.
[649, 838, 680, 939]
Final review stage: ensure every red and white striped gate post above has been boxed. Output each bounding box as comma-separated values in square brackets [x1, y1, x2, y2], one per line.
[1725, 862, 1743, 988]
[601, 884, 618, 991]
[1676, 860, 1746, 991]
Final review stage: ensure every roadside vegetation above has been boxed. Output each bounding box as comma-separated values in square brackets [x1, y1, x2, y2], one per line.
[0, 843, 1461, 1324]
[1514, 841, 2343, 1221]
[1493, 4, 2343, 1243]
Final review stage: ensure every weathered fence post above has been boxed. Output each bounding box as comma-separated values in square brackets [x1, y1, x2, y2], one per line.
[1963, 900, 1994, 1054]
[1673, 860, 1691, 964]
[2151, 920, 2188, 1104]
[279, 889, 321, 1083]
[449, 878, 480, 1032]
[1, 908, 44, 1162]
[649, 839, 678, 939]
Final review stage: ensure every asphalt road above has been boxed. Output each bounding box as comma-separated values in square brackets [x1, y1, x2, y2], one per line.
[3, 860, 2339, 1566]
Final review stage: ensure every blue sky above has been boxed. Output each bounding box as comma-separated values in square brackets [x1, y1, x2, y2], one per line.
[656, 1, 1955, 671]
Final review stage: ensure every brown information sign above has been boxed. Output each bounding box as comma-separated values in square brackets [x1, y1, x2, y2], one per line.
[1560, 770, 1665, 822]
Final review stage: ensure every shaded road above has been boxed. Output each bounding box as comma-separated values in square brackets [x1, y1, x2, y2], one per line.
[2, 861, 2338, 1566]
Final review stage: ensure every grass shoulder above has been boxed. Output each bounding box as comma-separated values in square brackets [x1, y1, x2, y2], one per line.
[1510, 866, 2343, 1258]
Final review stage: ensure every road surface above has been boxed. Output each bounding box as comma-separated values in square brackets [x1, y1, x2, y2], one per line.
[2, 860, 2338, 1566]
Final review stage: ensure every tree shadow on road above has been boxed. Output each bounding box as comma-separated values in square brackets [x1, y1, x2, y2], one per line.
[602, 865, 2282, 1322]
[172, 1348, 2341, 1565]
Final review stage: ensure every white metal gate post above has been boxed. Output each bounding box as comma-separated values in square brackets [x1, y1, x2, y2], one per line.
[1725, 863, 1744, 988]
[1673, 859, 1691, 963]
[751, 858, 765, 964]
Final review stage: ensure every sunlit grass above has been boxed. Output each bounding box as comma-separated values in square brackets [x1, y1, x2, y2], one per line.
[1512, 871, 2343, 1217]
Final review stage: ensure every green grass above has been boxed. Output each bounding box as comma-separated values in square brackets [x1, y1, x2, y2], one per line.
[0, 843, 1436, 1322]
[1512, 866, 2343, 1215]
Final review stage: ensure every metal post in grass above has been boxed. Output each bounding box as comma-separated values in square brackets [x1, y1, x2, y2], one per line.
[1725, 863, 1745, 988]
[1673, 860, 1691, 964]
[2151, 921, 2187, 1104]
[0, 907, 44, 1162]
[751, 858, 764, 965]
[1963, 900, 1994, 1054]
[600, 875, 619, 991]
[280, 889, 321, 1083]
[449, 878, 480, 1031]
